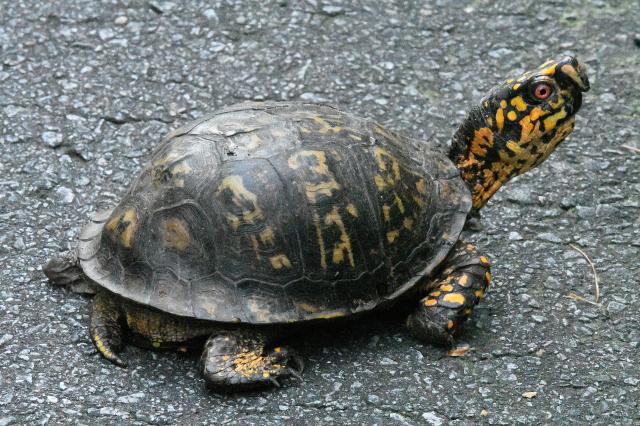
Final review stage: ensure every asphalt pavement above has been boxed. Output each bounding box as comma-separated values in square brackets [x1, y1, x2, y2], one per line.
[1, 1, 639, 425]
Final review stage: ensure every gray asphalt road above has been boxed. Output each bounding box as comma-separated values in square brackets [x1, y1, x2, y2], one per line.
[1, 1, 639, 425]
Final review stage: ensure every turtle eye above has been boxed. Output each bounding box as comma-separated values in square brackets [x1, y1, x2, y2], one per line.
[531, 82, 552, 100]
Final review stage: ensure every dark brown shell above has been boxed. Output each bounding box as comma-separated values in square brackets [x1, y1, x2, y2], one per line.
[78, 102, 472, 324]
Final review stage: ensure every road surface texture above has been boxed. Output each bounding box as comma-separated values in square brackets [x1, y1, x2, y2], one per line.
[1, 1, 639, 425]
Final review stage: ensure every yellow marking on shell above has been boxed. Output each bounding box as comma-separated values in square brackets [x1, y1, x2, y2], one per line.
[416, 179, 427, 194]
[507, 111, 517, 121]
[431, 291, 441, 297]
[382, 205, 391, 222]
[346, 203, 359, 217]
[495, 108, 504, 131]
[423, 298, 437, 307]
[443, 293, 466, 306]
[274, 347, 282, 353]
[262, 371, 270, 379]
[373, 125, 401, 143]
[374, 174, 386, 191]
[386, 229, 400, 243]
[475, 289, 485, 299]
[162, 217, 191, 251]
[259, 227, 276, 245]
[304, 180, 341, 202]
[349, 133, 363, 141]
[152, 341, 161, 348]
[171, 161, 192, 175]
[464, 307, 473, 316]
[297, 303, 320, 313]
[312, 310, 347, 319]
[458, 274, 470, 287]
[500, 100, 507, 109]
[312, 116, 343, 134]
[216, 175, 264, 228]
[506, 78, 514, 84]
[245, 133, 263, 150]
[288, 150, 341, 202]
[403, 217, 414, 230]
[373, 147, 401, 183]
[513, 83, 521, 91]
[393, 193, 405, 214]
[486, 116, 493, 127]
[270, 254, 292, 269]
[313, 212, 327, 270]
[105, 208, 139, 249]
[480, 256, 489, 264]
[485, 271, 491, 282]
[466, 244, 476, 251]
[447, 320, 454, 329]
[324, 207, 355, 267]
[120, 210, 138, 244]
[542, 108, 567, 131]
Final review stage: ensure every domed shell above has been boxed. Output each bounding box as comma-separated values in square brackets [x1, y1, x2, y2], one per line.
[78, 102, 471, 324]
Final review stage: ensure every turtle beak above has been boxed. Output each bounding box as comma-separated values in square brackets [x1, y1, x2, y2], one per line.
[558, 56, 590, 92]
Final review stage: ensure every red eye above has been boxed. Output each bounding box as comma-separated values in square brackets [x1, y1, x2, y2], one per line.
[533, 83, 552, 100]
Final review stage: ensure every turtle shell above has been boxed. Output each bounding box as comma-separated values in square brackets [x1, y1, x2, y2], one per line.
[78, 102, 471, 324]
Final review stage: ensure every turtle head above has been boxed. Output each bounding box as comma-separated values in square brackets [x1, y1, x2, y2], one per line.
[449, 56, 590, 210]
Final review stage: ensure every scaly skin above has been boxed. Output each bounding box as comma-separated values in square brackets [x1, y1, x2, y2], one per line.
[449, 56, 589, 209]
[406, 241, 491, 345]
[89, 290, 302, 391]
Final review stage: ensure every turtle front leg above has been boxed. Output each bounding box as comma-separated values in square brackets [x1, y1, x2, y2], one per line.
[406, 241, 491, 345]
[90, 291, 127, 367]
[200, 330, 303, 392]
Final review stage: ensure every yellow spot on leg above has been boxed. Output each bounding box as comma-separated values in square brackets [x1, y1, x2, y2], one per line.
[480, 256, 489, 265]
[447, 320, 454, 329]
[458, 274, 470, 287]
[442, 293, 466, 307]
[440, 284, 454, 292]
[496, 108, 504, 131]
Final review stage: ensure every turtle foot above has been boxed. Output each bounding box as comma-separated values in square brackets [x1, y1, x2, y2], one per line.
[201, 331, 303, 392]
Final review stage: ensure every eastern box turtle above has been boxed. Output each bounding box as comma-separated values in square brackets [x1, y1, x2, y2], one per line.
[44, 56, 589, 391]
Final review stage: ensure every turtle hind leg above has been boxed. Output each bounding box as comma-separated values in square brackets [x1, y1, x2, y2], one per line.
[90, 291, 127, 367]
[43, 250, 83, 285]
[406, 240, 491, 345]
[200, 330, 303, 392]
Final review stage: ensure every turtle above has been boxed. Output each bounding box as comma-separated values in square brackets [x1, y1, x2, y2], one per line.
[44, 56, 589, 392]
